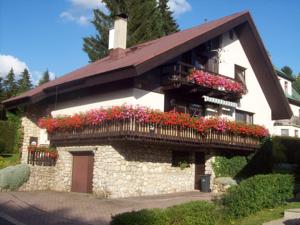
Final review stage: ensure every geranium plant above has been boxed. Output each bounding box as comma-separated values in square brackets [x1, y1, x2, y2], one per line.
[28, 145, 58, 159]
[188, 70, 246, 96]
[38, 105, 269, 139]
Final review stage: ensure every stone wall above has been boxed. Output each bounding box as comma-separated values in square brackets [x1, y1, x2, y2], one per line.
[20, 116, 41, 163]
[19, 165, 55, 191]
[19, 143, 216, 198]
[92, 144, 195, 198]
[19, 151, 73, 192]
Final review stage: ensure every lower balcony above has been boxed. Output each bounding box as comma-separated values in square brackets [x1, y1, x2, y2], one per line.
[49, 120, 261, 152]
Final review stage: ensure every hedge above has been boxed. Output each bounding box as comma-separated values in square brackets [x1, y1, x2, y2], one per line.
[212, 156, 248, 177]
[0, 121, 16, 154]
[222, 174, 294, 219]
[110, 201, 219, 225]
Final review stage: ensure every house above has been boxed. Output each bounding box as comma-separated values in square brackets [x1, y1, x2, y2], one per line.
[274, 69, 300, 137]
[2, 11, 292, 198]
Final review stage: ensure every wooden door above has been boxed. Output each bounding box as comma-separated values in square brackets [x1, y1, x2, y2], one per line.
[71, 152, 94, 193]
[194, 152, 205, 190]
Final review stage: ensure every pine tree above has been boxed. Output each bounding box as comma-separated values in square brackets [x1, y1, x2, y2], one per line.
[17, 68, 32, 94]
[281, 66, 294, 79]
[158, 0, 179, 35]
[38, 70, 50, 86]
[83, 0, 179, 62]
[3, 68, 18, 98]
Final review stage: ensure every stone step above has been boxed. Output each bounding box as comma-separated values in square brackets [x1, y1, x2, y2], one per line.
[284, 209, 300, 220]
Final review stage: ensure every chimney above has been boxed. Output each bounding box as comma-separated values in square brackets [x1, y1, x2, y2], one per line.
[109, 14, 128, 50]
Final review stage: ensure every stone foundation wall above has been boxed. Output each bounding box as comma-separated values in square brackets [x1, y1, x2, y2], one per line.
[19, 150, 73, 192]
[92, 145, 195, 198]
[19, 165, 55, 191]
[20, 144, 216, 198]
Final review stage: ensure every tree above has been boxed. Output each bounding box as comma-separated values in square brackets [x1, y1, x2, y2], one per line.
[281, 66, 294, 79]
[3, 68, 18, 98]
[158, 0, 179, 35]
[83, 0, 179, 62]
[17, 68, 32, 94]
[38, 70, 50, 86]
[293, 73, 300, 94]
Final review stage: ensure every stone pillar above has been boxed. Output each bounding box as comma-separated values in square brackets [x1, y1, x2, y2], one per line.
[21, 116, 41, 163]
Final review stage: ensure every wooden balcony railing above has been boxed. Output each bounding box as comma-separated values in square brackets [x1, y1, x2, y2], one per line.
[161, 61, 246, 101]
[49, 119, 261, 151]
[27, 150, 57, 166]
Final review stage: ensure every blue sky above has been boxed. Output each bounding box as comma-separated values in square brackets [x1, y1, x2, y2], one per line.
[0, 0, 299, 83]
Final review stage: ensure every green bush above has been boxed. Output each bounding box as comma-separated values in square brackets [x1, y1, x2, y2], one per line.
[111, 201, 219, 225]
[0, 121, 16, 154]
[0, 154, 20, 169]
[0, 164, 30, 190]
[213, 156, 248, 177]
[222, 174, 294, 219]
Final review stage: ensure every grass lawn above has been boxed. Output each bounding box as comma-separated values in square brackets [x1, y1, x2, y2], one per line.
[0, 154, 20, 169]
[230, 202, 300, 225]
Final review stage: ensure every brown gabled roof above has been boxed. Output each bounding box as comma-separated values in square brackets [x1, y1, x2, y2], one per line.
[2, 11, 292, 120]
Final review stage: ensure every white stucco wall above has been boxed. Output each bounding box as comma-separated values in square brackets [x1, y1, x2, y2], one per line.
[273, 125, 300, 138]
[218, 31, 273, 133]
[290, 103, 300, 117]
[51, 88, 164, 117]
[278, 77, 292, 96]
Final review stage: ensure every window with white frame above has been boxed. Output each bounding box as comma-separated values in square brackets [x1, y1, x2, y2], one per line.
[295, 130, 299, 138]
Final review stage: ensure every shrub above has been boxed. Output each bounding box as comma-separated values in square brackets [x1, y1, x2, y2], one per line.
[110, 201, 219, 225]
[213, 156, 248, 177]
[222, 174, 294, 219]
[0, 164, 30, 190]
[0, 121, 16, 154]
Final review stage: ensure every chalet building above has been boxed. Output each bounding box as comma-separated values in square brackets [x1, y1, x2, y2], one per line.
[274, 69, 300, 137]
[2, 11, 292, 198]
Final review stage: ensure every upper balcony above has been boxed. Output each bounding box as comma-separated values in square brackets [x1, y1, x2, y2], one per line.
[160, 61, 247, 102]
[274, 116, 300, 127]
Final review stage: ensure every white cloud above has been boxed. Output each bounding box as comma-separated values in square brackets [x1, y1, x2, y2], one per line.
[168, 0, 191, 17]
[0, 54, 55, 85]
[60, 0, 106, 26]
[0, 54, 28, 78]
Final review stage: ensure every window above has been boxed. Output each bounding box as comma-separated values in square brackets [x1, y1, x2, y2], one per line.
[172, 151, 190, 167]
[235, 110, 253, 124]
[295, 130, 299, 138]
[235, 65, 246, 85]
[281, 129, 289, 136]
[284, 81, 288, 93]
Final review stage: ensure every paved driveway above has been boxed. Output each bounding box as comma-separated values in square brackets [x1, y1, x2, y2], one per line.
[0, 191, 212, 225]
